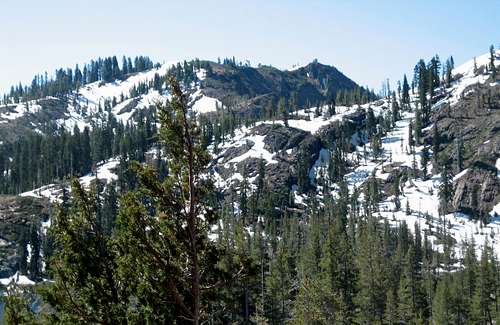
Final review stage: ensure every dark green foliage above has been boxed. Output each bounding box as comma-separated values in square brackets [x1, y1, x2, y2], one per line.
[40, 179, 129, 324]
[4, 55, 155, 103]
[3, 284, 39, 324]
[370, 131, 382, 159]
[279, 97, 289, 127]
[30, 77, 229, 324]
[335, 86, 377, 106]
[421, 146, 430, 179]
[113, 76, 227, 324]
[438, 161, 454, 216]
[0, 110, 157, 194]
[297, 149, 311, 194]
[365, 107, 376, 137]
[402, 74, 410, 106]
[490, 45, 497, 78]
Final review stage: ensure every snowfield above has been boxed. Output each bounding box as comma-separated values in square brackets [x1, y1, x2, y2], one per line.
[20, 158, 120, 202]
[77, 61, 177, 110]
[0, 63, 216, 133]
[0, 272, 35, 286]
[190, 89, 222, 114]
[437, 49, 500, 107]
[0, 101, 42, 121]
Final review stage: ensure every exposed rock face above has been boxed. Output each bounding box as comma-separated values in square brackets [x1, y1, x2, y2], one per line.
[453, 162, 500, 217]
[0, 195, 50, 278]
[0, 97, 70, 143]
[214, 109, 369, 196]
[201, 60, 358, 117]
[428, 74, 500, 216]
[429, 77, 499, 159]
[214, 123, 322, 193]
[255, 124, 309, 152]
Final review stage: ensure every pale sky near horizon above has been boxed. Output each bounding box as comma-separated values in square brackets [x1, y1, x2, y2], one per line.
[1, 0, 499, 94]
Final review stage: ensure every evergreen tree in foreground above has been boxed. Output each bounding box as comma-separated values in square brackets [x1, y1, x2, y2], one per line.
[37, 76, 227, 324]
[115, 76, 227, 324]
[40, 179, 129, 324]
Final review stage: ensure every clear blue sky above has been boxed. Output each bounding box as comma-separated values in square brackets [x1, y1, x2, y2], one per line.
[1, 0, 498, 94]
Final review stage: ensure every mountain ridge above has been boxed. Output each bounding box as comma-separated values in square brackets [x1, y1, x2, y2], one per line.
[0, 49, 499, 285]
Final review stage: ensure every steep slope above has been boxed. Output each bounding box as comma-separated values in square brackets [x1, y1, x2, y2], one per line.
[428, 50, 500, 218]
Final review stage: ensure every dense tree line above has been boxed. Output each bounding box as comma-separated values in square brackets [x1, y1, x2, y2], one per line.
[0, 109, 157, 194]
[3, 56, 156, 104]
[335, 85, 378, 106]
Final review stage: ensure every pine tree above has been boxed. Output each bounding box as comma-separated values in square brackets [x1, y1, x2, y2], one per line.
[297, 149, 310, 194]
[384, 288, 398, 324]
[432, 123, 440, 163]
[319, 214, 356, 323]
[39, 77, 227, 324]
[17, 230, 28, 275]
[266, 239, 292, 323]
[432, 278, 452, 324]
[393, 175, 401, 211]
[414, 109, 422, 146]
[439, 162, 454, 216]
[371, 132, 382, 160]
[355, 217, 386, 323]
[420, 146, 429, 179]
[490, 45, 497, 78]
[279, 97, 289, 127]
[114, 76, 226, 324]
[101, 182, 118, 235]
[408, 121, 414, 148]
[40, 179, 128, 324]
[122, 56, 129, 75]
[402, 74, 410, 107]
[391, 96, 400, 125]
[28, 222, 41, 280]
[470, 244, 496, 324]
[366, 108, 376, 137]
[290, 276, 332, 324]
[397, 248, 422, 323]
[240, 166, 249, 222]
[256, 157, 266, 197]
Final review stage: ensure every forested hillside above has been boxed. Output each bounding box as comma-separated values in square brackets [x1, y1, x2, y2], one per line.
[1, 46, 499, 324]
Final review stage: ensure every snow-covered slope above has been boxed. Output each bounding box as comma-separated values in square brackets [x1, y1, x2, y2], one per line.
[20, 158, 120, 202]
[0, 62, 221, 134]
[343, 108, 500, 257]
[77, 61, 177, 110]
[436, 49, 500, 107]
[0, 272, 36, 286]
[0, 101, 42, 122]
[209, 50, 500, 257]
